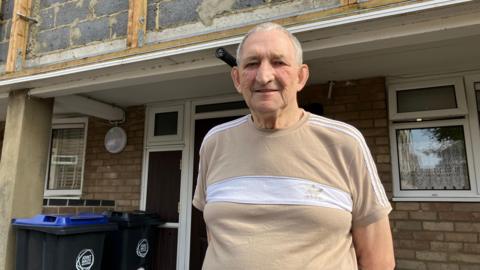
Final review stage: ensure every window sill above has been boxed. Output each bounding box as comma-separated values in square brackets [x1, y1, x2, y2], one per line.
[393, 196, 480, 202]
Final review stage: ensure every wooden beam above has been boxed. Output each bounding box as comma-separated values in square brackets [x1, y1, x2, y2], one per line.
[341, 0, 358, 5]
[5, 0, 34, 73]
[127, 0, 147, 48]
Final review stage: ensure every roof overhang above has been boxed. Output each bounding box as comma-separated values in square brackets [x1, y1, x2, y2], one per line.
[0, 0, 478, 120]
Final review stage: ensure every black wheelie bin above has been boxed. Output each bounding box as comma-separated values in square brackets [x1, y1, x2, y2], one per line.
[12, 214, 117, 270]
[102, 211, 162, 270]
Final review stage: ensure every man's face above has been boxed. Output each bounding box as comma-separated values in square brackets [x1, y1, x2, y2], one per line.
[231, 30, 309, 117]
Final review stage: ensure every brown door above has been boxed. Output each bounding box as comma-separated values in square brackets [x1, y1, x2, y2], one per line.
[146, 150, 182, 270]
[189, 116, 241, 270]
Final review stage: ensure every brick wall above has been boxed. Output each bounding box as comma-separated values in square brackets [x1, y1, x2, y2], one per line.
[300, 77, 480, 269]
[392, 202, 480, 270]
[82, 105, 145, 211]
[41, 105, 145, 214]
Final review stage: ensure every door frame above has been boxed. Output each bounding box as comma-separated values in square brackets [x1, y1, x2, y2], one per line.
[141, 95, 248, 269]
[141, 100, 192, 270]
[184, 95, 249, 269]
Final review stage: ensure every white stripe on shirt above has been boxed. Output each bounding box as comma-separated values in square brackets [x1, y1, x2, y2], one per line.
[203, 115, 249, 143]
[206, 175, 353, 212]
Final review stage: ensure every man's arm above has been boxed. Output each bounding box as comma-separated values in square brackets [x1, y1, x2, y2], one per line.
[352, 216, 395, 270]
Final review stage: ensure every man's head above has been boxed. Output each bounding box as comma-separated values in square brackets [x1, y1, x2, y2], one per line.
[231, 22, 309, 120]
[236, 23, 304, 66]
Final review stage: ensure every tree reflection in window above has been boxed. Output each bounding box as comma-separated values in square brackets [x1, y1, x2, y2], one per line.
[396, 126, 470, 190]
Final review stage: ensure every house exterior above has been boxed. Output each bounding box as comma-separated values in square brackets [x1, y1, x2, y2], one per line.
[0, 0, 480, 269]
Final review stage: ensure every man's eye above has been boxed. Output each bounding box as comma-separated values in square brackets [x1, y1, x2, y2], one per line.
[244, 62, 258, 67]
[273, 60, 286, 66]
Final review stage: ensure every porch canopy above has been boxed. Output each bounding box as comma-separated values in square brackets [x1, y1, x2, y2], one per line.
[0, 0, 478, 121]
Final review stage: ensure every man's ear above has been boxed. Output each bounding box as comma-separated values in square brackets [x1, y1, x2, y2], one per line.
[231, 67, 242, 94]
[296, 64, 310, 92]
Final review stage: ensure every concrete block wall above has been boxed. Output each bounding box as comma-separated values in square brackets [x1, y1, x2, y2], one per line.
[0, 0, 14, 64]
[146, 0, 342, 33]
[28, 0, 129, 57]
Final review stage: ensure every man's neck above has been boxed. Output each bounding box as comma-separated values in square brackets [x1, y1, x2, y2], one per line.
[251, 108, 304, 129]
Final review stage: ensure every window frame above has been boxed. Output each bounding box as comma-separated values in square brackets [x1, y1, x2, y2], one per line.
[390, 118, 478, 200]
[389, 76, 480, 201]
[43, 117, 88, 198]
[388, 77, 468, 121]
[146, 104, 184, 145]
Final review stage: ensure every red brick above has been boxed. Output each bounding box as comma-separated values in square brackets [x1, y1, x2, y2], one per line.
[396, 249, 416, 259]
[449, 253, 480, 264]
[409, 212, 437, 221]
[463, 243, 480, 254]
[445, 233, 478, 243]
[439, 212, 474, 221]
[426, 262, 459, 270]
[390, 211, 408, 220]
[455, 222, 480, 232]
[396, 203, 420, 211]
[452, 203, 480, 212]
[423, 222, 453, 231]
[421, 203, 453, 211]
[396, 221, 422, 230]
[413, 231, 445, 241]
[430, 242, 463, 252]
[396, 259, 426, 270]
[395, 240, 430, 249]
[416, 251, 447, 261]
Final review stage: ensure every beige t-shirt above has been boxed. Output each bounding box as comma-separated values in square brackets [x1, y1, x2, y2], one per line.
[193, 112, 391, 270]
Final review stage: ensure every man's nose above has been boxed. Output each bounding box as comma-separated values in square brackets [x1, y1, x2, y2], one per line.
[255, 62, 274, 84]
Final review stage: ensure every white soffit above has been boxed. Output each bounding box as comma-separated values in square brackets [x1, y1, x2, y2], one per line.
[55, 95, 125, 121]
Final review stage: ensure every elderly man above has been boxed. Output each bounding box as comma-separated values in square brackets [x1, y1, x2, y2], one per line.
[193, 22, 394, 270]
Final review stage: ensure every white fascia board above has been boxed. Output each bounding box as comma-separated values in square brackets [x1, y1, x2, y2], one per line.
[55, 95, 125, 121]
[0, 0, 472, 94]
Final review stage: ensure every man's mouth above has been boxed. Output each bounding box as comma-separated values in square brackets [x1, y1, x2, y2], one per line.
[253, 89, 279, 93]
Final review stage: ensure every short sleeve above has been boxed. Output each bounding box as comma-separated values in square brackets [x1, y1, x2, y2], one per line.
[349, 137, 392, 228]
[192, 142, 208, 211]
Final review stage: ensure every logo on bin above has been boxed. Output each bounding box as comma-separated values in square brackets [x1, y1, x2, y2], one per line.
[76, 249, 95, 270]
[136, 238, 149, 258]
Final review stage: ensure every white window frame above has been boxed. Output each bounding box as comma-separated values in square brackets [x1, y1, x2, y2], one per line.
[390, 119, 477, 200]
[388, 77, 468, 121]
[388, 76, 480, 201]
[146, 104, 184, 145]
[44, 117, 88, 198]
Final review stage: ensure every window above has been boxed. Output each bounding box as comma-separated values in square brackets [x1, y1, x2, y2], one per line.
[147, 104, 184, 145]
[389, 77, 480, 201]
[44, 118, 88, 197]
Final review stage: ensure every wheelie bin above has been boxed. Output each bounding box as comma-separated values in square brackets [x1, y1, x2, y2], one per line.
[12, 214, 116, 270]
[102, 211, 162, 270]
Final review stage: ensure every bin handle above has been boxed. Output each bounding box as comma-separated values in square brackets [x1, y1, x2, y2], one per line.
[69, 216, 104, 221]
[42, 215, 58, 223]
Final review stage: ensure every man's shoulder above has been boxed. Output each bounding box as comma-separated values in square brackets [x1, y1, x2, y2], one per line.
[201, 115, 250, 146]
[306, 113, 365, 146]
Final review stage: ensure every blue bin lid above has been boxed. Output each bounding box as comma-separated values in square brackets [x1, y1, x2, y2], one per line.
[12, 214, 108, 227]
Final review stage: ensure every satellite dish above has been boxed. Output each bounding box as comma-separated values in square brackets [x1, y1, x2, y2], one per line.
[104, 127, 127, 154]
